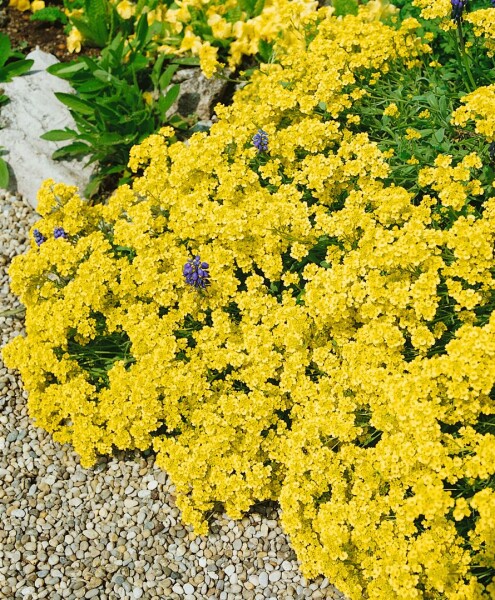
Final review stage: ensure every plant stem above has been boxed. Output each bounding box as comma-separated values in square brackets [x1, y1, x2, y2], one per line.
[457, 21, 476, 92]
[0, 306, 25, 317]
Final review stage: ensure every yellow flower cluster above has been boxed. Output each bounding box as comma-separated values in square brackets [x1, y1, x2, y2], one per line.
[418, 153, 483, 212]
[465, 9, 495, 56]
[452, 84, 495, 141]
[412, 0, 451, 23]
[64, 0, 319, 77]
[3, 6, 495, 599]
[8, 0, 44, 12]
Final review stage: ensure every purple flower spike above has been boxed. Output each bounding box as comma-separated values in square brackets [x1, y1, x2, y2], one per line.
[54, 227, 68, 240]
[183, 255, 211, 289]
[253, 129, 269, 153]
[33, 229, 46, 247]
[451, 0, 466, 21]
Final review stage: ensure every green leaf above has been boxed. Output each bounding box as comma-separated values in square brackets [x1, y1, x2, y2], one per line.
[87, 0, 108, 22]
[84, 175, 104, 198]
[134, 13, 149, 48]
[0, 157, 9, 189]
[0, 59, 34, 82]
[40, 129, 78, 142]
[95, 132, 123, 146]
[158, 64, 178, 91]
[55, 92, 95, 116]
[253, 0, 266, 16]
[52, 142, 91, 160]
[79, 56, 100, 73]
[258, 40, 273, 63]
[168, 114, 189, 129]
[0, 34, 11, 69]
[47, 61, 86, 79]
[158, 83, 180, 117]
[170, 56, 200, 66]
[433, 128, 445, 143]
[30, 7, 68, 24]
[92, 69, 119, 84]
[70, 15, 108, 48]
[76, 79, 108, 93]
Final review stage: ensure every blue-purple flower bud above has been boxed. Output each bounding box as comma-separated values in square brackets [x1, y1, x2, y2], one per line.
[252, 129, 269, 153]
[33, 229, 46, 247]
[183, 256, 211, 289]
[451, 0, 466, 21]
[54, 227, 68, 240]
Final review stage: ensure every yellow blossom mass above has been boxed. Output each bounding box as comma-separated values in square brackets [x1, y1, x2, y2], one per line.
[3, 4, 495, 599]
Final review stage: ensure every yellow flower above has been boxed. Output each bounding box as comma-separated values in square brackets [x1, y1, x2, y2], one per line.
[9, 0, 31, 11]
[142, 91, 153, 106]
[116, 0, 135, 19]
[383, 102, 400, 117]
[66, 28, 83, 53]
[198, 42, 219, 78]
[405, 128, 421, 140]
[31, 0, 45, 11]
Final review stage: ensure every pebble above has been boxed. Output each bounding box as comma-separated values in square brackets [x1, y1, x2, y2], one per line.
[0, 191, 347, 600]
[269, 570, 282, 583]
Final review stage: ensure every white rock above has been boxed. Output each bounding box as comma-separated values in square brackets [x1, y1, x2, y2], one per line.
[258, 571, 269, 587]
[0, 49, 94, 208]
[82, 529, 99, 540]
[269, 571, 281, 583]
[20, 587, 36, 596]
[183, 583, 194, 595]
[147, 480, 158, 491]
[224, 565, 235, 577]
[11, 508, 25, 518]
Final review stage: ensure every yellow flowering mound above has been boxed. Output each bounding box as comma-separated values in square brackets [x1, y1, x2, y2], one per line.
[3, 7, 495, 599]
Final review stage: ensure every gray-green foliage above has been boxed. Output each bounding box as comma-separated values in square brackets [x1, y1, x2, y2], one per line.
[42, 14, 187, 198]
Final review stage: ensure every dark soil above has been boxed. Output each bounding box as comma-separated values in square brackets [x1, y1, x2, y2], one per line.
[0, 4, 99, 62]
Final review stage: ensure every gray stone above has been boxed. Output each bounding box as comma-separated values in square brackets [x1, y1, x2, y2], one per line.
[0, 49, 94, 208]
[167, 67, 230, 122]
[6, 430, 18, 442]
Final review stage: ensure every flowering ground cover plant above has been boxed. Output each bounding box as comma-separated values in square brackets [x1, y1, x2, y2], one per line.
[3, 0, 495, 598]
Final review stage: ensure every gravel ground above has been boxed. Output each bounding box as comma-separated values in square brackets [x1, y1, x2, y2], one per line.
[0, 192, 346, 600]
